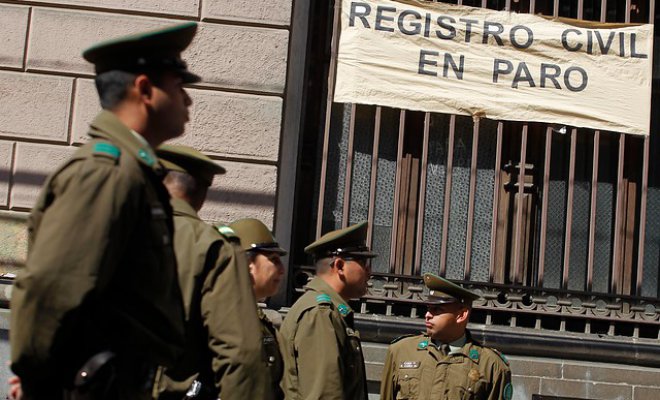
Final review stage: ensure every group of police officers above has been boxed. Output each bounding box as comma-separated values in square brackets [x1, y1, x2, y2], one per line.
[8, 22, 512, 400]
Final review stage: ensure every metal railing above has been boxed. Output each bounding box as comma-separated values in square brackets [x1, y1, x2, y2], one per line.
[303, 0, 660, 341]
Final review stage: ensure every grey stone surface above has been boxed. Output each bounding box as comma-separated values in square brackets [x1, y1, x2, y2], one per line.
[0, 71, 73, 142]
[202, 0, 292, 26]
[0, 142, 13, 207]
[0, 4, 29, 69]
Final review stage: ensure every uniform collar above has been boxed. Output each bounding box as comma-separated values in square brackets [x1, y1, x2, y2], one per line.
[88, 110, 163, 173]
[421, 333, 479, 364]
[306, 276, 354, 317]
[170, 197, 200, 219]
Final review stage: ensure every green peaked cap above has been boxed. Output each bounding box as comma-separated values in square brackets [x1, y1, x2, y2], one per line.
[423, 273, 480, 304]
[82, 22, 201, 83]
[229, 218, 287, 256]
[304, 221, 377, 259]
[157, 144, 225, 186]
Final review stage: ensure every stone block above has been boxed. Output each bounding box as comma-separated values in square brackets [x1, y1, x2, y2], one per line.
[0, 211, 28, 274]
[0, 71, 73, 142]
[365, 360, 383, 382]
[187, 24, 289, 93]
[540, 378, 632, 400]
[508, 356, 562, 378]
[28, 8, 166, 75]
[71, 78, 100, 144]
[0, 142, 13, 207]
[28, 0, 199, 17]
[199, 160, 276, 225]
[512, 375, 540, 400]
[0, 5, 29, 69]
[563, 361, 660, 387]
[361, 342, 388, 364]
[202, 0, 292, 26]
[634, 385, 660, 400]
[176, 89, 283, 161]
[11, 143, 76, 210]
[73, 82, 283, 161]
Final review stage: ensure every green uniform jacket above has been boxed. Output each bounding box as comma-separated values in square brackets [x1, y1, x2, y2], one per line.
[380, 332, 512, 400]
[279, 277, 367, 400]
[10, 111, 185, 396]
[258, 306, 284, 400]
[158, 198, 270, 400]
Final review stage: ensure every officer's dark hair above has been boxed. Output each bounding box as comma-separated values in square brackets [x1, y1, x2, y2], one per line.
[163, 170, 202, 198]
[95, 70, 164, 109]
[314, 256, 334, 275]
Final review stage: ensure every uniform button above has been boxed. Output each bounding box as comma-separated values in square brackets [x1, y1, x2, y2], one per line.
[269, 356, 275, 363]
[404, 374, 409, 379]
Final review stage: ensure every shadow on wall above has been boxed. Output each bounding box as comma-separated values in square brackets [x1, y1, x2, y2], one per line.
[2, 168, 275, 209]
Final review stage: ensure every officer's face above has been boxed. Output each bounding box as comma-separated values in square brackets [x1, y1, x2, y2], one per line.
[340, 257, 372, 299]
[149, 71, 193, 142]
[424, 302, 469, 342]
[250, 251, 285, 300]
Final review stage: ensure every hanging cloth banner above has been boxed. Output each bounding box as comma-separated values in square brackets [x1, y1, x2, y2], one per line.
[334, 0, 654, 136]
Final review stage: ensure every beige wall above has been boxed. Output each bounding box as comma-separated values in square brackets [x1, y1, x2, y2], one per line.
[0, 0, 294, 272]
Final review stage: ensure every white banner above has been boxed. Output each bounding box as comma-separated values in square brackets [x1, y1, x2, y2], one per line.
[334, 0, 654, 136]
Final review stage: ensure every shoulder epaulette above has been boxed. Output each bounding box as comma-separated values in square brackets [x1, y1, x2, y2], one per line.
[92, 142, 121, 161]
[217, 225, 238, 240]
[390, 333, 416, 345]
[491, 348, 509, 366]
[315, 294, 332, 306]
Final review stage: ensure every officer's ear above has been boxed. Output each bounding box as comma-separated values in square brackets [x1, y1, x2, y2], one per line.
[135, 74, 154, 103]
[332, 257, 345, 273]
[455, 304, 470, 324]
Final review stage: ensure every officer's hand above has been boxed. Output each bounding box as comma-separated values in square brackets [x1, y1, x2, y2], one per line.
[7, 375, 22, 400]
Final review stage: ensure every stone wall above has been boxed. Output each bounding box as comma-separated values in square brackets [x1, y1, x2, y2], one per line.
[0, 0, 294, 273]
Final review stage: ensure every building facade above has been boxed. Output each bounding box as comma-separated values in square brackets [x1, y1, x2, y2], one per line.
[1, 0, 659, 399]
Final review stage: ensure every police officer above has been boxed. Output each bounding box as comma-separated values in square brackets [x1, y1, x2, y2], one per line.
[229, 218, 288, 400]
[10, 22, 198, 400]
[279, 222, 376, 400]
[380, 273, 513, 400]
[155, 145, 270, 400]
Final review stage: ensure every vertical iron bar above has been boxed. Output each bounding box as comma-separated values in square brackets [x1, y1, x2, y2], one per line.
[513, 125, 528, 284]
[587, 132, 600, 291]
[367, 107, 382, 248]
[389, 110, 406, 273]
[505, 0, 511, 11]
[577, 0, 584, 19]
[440, 115, 457, 276]
[489, 122, 504, 282]
[554, 0, 559, 17]
[464, 118, 481, 280]
[601, 0, 607, 21]
[342, 104, 357, 227]
[626, 0, 632, 23]
[611, 134, 626, 294]
[315, 1, 342, 239]
[530, 0, 536, 14]
[562, 129, 577, 290]
[538, 127, 553, 287]
[636, 136, 650, 296]
[481, 0, 487, 8]
[414, 113, 431, 273]
[652, 0, 656, 25]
